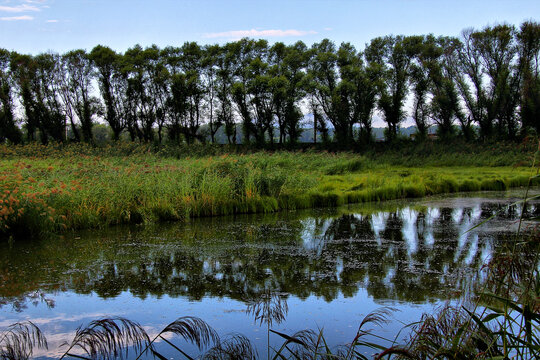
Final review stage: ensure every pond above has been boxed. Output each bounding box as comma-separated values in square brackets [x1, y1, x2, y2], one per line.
[0, 190, 538, 359]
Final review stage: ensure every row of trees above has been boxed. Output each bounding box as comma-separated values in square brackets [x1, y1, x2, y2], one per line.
[0, 21, 539, 146]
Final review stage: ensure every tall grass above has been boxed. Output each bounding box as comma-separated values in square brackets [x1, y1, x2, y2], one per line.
[0, 321, 47, 360]
[1, 316, 252, 360]
[0, 142, 538, 239]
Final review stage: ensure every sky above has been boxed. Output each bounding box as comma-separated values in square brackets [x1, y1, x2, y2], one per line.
[0, 0, 539, 55]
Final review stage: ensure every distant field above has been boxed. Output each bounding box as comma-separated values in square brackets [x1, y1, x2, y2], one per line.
[0, 141, 537, 238]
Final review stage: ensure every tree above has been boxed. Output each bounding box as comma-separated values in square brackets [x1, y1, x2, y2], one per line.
[202, 44, 223, 144]
[473, 24, 520, 139]
[269, 41, 308, 145]
[407, 35, 432, 140]
[0, 49, 22, 144]
[451, 29, 487, 139]
[179, 42, 205, 144]
[10, 52, 39, 142]
[228, 39, 262, 145]
[517, 21, 540, 134]
[454, 25, 520, 140]
[430, 75, 462, 139]
[162, 46, 184, 144]
[440, 37, 475, 140]
[214, 45, 236, 144]
[61, 50, 99, 143]
[164, 43, 206, 144]
[90, 45, 128, 141]
[366, 36, 412, 142]
[308, 39, 353, 147]
[15, 52, 66, 144]
[144, 45, 169, 144]
[122, 44, 160, 142]
[339, 42, 381, 145]
[424, 36, 463, 139]
[245, 41, 274, 146]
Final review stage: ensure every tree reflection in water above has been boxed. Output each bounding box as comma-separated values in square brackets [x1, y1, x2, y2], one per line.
[0, 196, 537, 311]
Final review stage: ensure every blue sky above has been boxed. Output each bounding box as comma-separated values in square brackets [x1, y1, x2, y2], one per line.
[1, 0, 539, 54]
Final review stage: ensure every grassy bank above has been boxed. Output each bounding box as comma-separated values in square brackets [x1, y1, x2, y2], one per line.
[0, 142, 537, 238]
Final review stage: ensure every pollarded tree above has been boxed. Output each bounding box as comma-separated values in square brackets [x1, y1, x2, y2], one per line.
[430, 76, 462, 139]
[308, 39, 353, 146]
[268, 42, 289, 145]
[61, 49, 100, 143]
[228, 40, 254, 144]
[167, 71, 188, 144]
[202, 44, 223, 144]
[0, 49, 22, 144]
[89, 45, 128, 141]
[123, 45, 149, 142]
[517, 20, 540, 134]
[228, 39, 269, 145]
[406, 35, 433, 140]
[246, 44, 275, 146]
[406, 35, 467, 140]
[426, 36, 464, 139]
[269, 41, 308, 145]
[161, 46, 184, 143]
[163, 43, 206, 144]
[440, 37, 475, 140]
[450, 29, 487, 138]
[214, 45, 236, 144]
[122, 44, 162, 142]
[473, 24, 520, 139]
[144, 45, 169, 144]
[57, 54, 81, 142]
[338, 42, 381, 145]
[11, 52, 65, 144]
[10, 53, 40, 142]
[33, 52, 66, 143]
[179, 42, 205, 144]
[336, 42, 363, 146]
[366, 36, 412, 142]
[356, 61, 382, 145]
[182, 70, 205, 144]
[454, 25, 520, 140]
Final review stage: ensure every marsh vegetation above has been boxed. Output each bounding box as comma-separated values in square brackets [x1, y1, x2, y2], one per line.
[0, 142, 537, 238]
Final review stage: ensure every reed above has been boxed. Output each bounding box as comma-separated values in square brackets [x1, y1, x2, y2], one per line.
[0, 143, 537, 239]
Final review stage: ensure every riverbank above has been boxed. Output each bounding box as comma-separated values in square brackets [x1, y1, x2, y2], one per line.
[0, 142, 537, 238]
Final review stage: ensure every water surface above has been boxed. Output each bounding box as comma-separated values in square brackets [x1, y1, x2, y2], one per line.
[0, 190, 538, 358]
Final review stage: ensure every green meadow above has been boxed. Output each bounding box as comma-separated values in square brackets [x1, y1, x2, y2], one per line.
[0, 141, 537, 238]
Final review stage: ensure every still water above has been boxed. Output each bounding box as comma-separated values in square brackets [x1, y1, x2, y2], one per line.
[0, 190, 538, 358]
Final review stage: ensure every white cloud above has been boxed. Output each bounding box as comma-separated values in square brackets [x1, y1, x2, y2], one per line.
[0, 4, 40, 12]
[203, 28, 317, 39]
[324, 27, 333, 31]
[46, 19, 58, 23]
[1, 15, 34, 21]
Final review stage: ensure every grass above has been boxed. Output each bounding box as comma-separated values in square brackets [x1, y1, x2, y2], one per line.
[0, 141, 538, 239]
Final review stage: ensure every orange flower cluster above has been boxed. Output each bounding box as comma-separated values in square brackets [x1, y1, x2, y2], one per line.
[0, 161, 74, 232]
